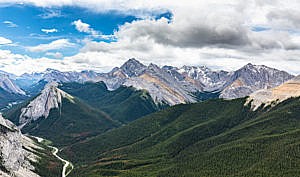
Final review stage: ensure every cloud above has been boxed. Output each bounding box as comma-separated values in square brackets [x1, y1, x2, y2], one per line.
[3, 20, 18, 27]
[0, 37, 12, 45]
[26, 39, 75, 52]
[115, 17, 249, 49]
[72, 19, 100, 37]
[41, 28, 58, 33]
[0, 49, 115, 76]
[45, 52, 63, 58]
[39, 9, 62, 19]
[267, 9, 300, 29]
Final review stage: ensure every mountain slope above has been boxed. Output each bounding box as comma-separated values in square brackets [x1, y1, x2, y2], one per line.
[124, 63, 197, 105]
[247, 75, 300, 110]
[0, 115, 62, 177]
[59, 82, 163, 123]
[220, 63, 293, 99]
[4, 82, 120, 146]
[0, 73, 27, 109]
[0, 88, 27, 110]
[0, 73, 25, 95]
[62, 96, 300, 177]
[163, 65, 232, 92]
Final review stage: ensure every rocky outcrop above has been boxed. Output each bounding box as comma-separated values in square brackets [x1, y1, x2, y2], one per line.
[124, 63, 196, 105]
[0, 114, 40, 177]
[0, 73, 25, 95]
[19, 82, 73, 128]
[220, 63, 293, 99]
[246, 75, 300, 110]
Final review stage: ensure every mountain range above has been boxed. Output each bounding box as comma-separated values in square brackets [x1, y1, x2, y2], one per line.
[0, 59, 294, 109]
[0, 58, 299, 177]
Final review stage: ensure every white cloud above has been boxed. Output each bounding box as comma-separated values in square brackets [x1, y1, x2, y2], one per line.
[26, 39, 75, 52]
[0, 37, 12, 45]
[41, 28, 58, 33]
[0, 49, 96, 75]
[39, 9, 62, 19]
[45, 52, 63, 58]
[3, 20, 18, 27]
[72, 19, 99, 37]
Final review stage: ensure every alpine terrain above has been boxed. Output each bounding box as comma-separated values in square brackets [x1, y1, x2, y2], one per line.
[1, 2, 300, 177]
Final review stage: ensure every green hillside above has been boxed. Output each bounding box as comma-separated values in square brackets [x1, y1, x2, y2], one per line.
[62, 97, 300, 177]
[59, 82, 163, 123]
[4, 82, 161, 147]
[5, 97, 120, 147]
[29, 138, 63, 177]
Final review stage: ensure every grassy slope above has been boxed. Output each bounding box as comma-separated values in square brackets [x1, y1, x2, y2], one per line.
[63, 97, 300, 177]
[59, 82, 162, 123]
[18, 97, 119, 147]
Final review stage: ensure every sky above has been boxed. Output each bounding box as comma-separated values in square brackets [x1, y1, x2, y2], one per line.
[0, 0, 300, 75]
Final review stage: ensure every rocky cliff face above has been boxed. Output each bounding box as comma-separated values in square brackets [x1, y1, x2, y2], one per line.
[124, 63, 196, 105]
[0, 73, 25, 95]
[246, 75, 300, 110]
[220, 63, 294, 99]
[19, 82, 73, 128]
[0, 114, 40, 177]
[163, 65, 233, 92]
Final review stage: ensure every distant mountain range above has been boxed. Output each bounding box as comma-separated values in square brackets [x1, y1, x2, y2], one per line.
[0, 58, 294, 108]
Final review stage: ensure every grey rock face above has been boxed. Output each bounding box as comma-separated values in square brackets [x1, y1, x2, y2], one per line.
[220, 63, 294, 99]
[119, 58, 147, 77]
[163, 65, 233, 92]
[246, 75, 300, 110]
[0, 73, 25, 95]
[124, 63, 196, 105]
[0, 115, 40, 177]
[19, 82, 73, 128]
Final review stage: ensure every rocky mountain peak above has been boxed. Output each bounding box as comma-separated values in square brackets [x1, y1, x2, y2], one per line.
[19, 82, 73, 128]
[220, 63, 294, 99]
[120, 58, 147, 77]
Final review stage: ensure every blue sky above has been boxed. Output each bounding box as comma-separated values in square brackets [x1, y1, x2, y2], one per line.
[0, 5, 144, 57]
[0, 1, 300, 75]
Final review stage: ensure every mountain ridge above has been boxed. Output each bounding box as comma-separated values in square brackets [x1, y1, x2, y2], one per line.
[0, 59, 295, 106]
